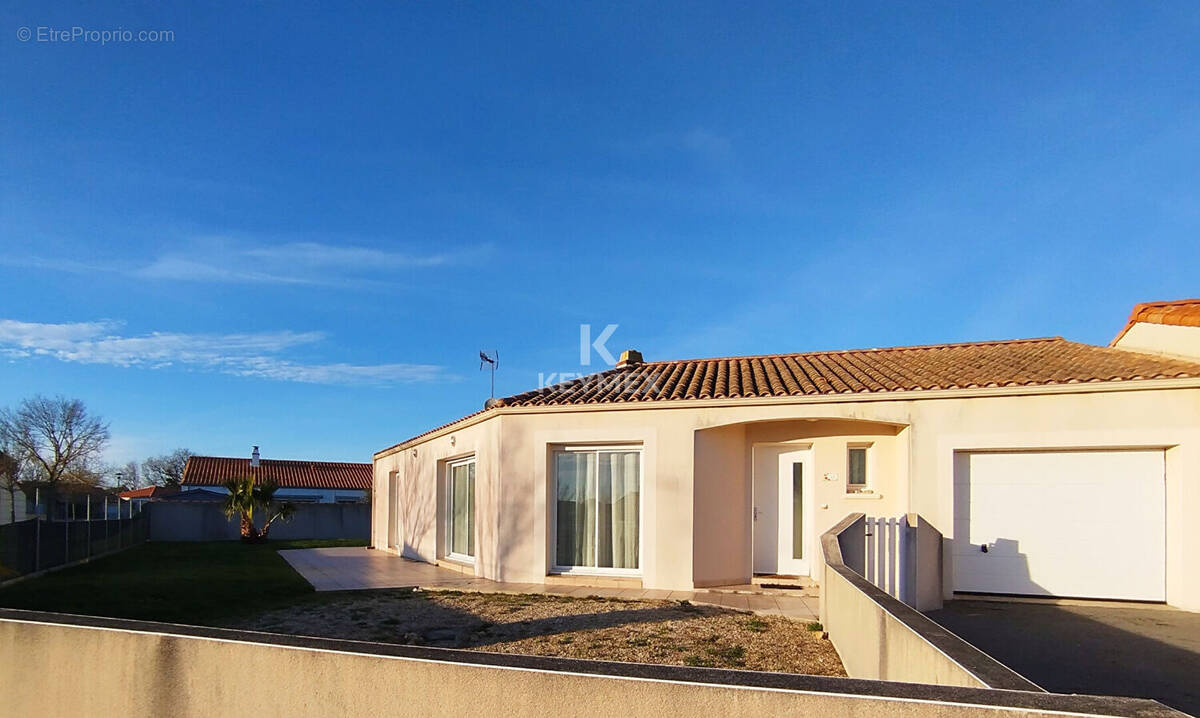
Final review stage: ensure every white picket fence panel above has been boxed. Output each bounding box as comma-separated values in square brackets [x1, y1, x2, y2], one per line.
[863, 515, 906, 601]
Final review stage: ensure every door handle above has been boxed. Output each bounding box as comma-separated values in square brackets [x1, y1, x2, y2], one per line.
[753, 507, 759, 521]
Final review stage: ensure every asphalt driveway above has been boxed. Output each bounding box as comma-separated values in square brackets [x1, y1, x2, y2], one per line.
[926, 600, 1200, 716]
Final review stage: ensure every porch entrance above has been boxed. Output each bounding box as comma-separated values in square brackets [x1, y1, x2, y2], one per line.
[752, 444, 813, 577]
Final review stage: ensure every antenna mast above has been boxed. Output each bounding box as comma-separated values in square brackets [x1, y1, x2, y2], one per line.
[479, 349, 498, 398]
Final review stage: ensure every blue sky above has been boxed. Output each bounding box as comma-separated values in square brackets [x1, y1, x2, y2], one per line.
[2, 2, 1198, 466]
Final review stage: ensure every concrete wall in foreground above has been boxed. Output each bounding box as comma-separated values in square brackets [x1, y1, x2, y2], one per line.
[824, 565, 983, 688]
[0, 611, 1183, 718]
[146, 502, 368, 541]
[821, 514, 1038, 691]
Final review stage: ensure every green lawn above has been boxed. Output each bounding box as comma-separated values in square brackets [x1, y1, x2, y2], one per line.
[0, 539, 364, 625]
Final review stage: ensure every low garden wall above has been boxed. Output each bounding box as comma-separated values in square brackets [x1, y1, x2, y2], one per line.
[0, 609, 1183, 718]
[820, 513, 1037, 690]
[146, 502, 368, 541]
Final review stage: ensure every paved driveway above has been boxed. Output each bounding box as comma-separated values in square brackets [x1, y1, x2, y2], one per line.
[926, 600, 1200, 716]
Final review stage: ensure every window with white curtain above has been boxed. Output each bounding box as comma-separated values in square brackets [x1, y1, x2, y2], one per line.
[445, 457, 475, 561]
[553, 446, 641, 572]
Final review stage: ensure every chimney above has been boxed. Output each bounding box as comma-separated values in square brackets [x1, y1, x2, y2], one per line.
[251, 446, 260, 467]
[616, 349, 644, 368]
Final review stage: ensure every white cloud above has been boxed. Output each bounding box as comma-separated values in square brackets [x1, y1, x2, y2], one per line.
[0, 319, 450, 387]
[1, 237, 487, 288]
[243, 242, 454, 269]
[612, 128, 735, 165]
[136, 237, 480, 285]
[678, 128, 734, 162]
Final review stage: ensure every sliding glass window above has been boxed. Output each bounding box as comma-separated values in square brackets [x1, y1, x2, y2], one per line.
[554, 447, 640, 573]
[446, 457, 475, 561]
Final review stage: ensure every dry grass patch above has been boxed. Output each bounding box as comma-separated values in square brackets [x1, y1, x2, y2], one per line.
[229, 589, 844, 676]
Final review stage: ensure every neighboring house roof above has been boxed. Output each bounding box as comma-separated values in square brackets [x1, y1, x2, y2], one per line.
[182, 456, 371, 490]
[1111, 298, 1200, 345]
[118, 486, 180, 500]
[157, 488, 225, 502]
[22, 481, 120, 499]
[378, 336, 1200, 455]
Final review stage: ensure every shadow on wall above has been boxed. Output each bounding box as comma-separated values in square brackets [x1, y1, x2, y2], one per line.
[955, 536, 1043, 598]
[952, 471, 1048, 599]
[400, 464, 435, 560]
[925, 600, 1200, 716]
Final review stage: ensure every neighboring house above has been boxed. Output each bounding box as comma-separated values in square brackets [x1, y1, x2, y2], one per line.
[0, 487, 29, 525]
[181, 448, 371, 503]
[1111, 298, 1200, 360]
[156, 488, 225, 502]
[372, 299, 1200, 612]
[118, 485, 180, 513]
[21, 482, 124, 521]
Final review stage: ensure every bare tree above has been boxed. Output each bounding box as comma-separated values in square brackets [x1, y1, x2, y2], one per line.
[0, 448, 21, 524]
[142, 448, 193, 487]
[97, 461, 139, 489]
[0, 396, 110, 517]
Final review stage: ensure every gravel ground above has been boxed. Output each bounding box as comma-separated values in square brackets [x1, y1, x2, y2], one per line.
[229, 589, 845, 675]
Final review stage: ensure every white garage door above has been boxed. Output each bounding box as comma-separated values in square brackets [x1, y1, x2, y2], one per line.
[953, 449, 1165, 601]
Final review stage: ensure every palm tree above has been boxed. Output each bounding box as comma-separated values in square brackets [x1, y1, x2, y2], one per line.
[255, 480, 297, 540]
[222, 476, 297, 543]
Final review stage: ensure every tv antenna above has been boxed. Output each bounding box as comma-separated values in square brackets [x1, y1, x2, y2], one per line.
[479, 349, 498, 398]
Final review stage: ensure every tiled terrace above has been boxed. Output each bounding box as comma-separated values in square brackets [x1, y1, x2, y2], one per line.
[280, 547, 820, 621]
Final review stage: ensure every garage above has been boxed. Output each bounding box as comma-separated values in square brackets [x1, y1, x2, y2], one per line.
[953, 449, 1165, 601]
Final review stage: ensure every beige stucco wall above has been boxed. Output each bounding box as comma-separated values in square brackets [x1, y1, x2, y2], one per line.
[692, 423, 747, 586]
[374, 381, 1200, 608]
[905, 387, 1200, 610]
[822, 567, 988, 688]
[1114, 322, 1200, 361]
[8, 615, 1167, 718]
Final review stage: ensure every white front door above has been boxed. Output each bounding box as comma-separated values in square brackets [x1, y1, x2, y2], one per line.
[752, 446, 812, 576]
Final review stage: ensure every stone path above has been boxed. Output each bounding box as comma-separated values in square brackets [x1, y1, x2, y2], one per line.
[280, 547, 819, 622]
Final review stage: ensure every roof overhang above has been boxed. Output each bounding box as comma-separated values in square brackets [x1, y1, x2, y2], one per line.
[373, 376, 1200, 461]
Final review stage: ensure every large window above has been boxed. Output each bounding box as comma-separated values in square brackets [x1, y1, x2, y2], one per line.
[446, 457, 475, 561]
[554, 447, 641, 573]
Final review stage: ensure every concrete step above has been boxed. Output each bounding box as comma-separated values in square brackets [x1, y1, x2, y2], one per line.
[700, 582, 820, 598]
[751, 574, 818, 589]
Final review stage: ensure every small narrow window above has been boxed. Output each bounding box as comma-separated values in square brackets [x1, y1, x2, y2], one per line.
[848, 446, 869, 491]
[791, 462, 804, 559]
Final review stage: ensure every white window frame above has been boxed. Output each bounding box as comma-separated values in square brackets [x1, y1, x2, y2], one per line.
[444, 455, 476, 565]
[550, 444, 644, 577]
[846, 443, 873, 494]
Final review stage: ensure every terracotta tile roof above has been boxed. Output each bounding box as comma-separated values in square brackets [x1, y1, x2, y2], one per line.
[496, 338, 1200, 407]
[118, 486, 179, 500]
[182, 456, 371, 490]
[375, 337, 1200, 456]
[1112, 298, 1200, 345]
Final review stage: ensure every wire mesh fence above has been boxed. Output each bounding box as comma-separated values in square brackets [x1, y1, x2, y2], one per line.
[0, 514, 148, 582]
